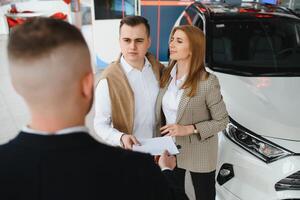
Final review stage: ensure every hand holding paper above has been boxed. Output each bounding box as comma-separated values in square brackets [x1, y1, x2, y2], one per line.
[158, 150, 176, 170]
[132, 136, 179, 156]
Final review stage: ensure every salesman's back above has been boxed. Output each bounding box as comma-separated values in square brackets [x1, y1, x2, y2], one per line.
[0, 18, 186, 200]
[0, 131, 173, 200]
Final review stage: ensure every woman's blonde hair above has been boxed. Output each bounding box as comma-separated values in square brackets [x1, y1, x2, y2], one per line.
[160, 25, 207, 97]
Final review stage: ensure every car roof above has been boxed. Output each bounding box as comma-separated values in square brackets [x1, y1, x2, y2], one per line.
[191, 1, 300, 20]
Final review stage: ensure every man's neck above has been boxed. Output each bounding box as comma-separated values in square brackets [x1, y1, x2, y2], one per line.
[29, 115, 85, 133]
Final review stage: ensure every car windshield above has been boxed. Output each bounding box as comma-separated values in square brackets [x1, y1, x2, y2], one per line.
[210, 16, 300, 76]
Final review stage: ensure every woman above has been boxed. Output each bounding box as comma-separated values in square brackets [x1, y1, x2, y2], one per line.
[155, 25, 229, 200]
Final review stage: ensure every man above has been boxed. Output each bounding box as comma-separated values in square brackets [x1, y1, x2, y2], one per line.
[0, 18, 187, 200]
[94, 16, 163, 149]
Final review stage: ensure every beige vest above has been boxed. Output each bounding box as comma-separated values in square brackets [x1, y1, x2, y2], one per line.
[95, 53, 163, 135]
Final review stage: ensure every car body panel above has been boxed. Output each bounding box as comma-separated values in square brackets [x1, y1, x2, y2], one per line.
[217, 133, 300, 200]
[213, 72, 300, 141]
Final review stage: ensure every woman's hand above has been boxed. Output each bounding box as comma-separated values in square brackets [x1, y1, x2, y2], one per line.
[160, 124, 194, 137]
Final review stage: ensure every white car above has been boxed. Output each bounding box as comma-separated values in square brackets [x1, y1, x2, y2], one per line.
[175, 1, 300, 199]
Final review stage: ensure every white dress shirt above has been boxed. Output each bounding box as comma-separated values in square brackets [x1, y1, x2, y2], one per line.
[162, 65, 187, 125]
[22, 125, 89, 135]
[94, 56, 159, 146]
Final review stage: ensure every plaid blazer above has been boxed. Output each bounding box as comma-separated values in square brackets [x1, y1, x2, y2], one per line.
[155, 73, 229, 173]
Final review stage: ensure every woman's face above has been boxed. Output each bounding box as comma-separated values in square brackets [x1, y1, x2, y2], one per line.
[169, 29, 191, 61]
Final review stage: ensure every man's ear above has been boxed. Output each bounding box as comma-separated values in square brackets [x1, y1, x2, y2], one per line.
[81, 72, 94, 99]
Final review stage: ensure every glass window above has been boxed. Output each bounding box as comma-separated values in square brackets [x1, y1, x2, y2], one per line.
[294, 0, 300, 13]
[94, 0, 135, 20]
[210, 16, 300, 75]
[280, 0, 291, 8]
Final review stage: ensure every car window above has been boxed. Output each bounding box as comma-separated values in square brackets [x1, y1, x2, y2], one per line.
[280, 0, 290, 8]
[210, 16, 300, 76]
[281, 0, 300, 14]
[294, 1, 300, 13]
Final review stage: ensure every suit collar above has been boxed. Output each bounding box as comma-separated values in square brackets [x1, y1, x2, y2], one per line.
[155, 78, 171, 134]
[157, 78, 191, 124]
[22, 126, 89, 136]
[10, 131, 98, 150]
[176, 89, 191, 123]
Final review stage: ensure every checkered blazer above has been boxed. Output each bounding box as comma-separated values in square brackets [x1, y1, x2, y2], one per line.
[155, 73, 229, 173]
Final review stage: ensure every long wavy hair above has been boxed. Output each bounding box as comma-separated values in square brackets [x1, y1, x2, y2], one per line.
[160, 25, 207, 97]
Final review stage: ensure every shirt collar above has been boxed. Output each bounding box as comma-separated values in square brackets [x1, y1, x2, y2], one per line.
[120, 55, 151, 74]
[170, 65, 177, 78]
[22, 125, 89, 135]
[144, 57, 151, 69]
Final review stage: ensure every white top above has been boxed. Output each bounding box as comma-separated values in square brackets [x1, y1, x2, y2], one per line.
[162, 65, 186, 125]
[22, 126, 89, 135]
[94, 56, 159, 147]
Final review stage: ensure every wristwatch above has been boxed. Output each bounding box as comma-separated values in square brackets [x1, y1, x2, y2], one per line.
[192, 124, 198, 134]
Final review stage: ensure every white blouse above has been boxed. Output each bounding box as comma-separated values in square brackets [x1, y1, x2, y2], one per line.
[162, 65, 187, 125]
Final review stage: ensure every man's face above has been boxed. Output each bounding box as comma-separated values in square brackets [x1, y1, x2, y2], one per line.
[119, 24, 151, 64]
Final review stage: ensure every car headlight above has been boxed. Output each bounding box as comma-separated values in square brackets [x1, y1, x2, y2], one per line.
[224, 119, 293, 163]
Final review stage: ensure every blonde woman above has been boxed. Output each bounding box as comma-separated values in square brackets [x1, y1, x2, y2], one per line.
[155, 25, 229, 200]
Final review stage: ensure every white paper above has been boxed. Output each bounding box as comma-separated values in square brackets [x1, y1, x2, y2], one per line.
[132, 136, 179, 156]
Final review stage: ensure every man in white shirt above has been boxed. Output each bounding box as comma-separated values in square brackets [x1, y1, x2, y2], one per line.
[94, 16, 164, 149]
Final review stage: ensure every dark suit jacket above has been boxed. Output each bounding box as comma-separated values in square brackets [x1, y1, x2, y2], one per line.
[0, 131, 187, 200]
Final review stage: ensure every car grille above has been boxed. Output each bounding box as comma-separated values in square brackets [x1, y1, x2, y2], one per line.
[275, 171, 300, 191]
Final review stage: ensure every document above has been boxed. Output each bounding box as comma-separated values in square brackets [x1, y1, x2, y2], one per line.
[132, 136, 179, 156]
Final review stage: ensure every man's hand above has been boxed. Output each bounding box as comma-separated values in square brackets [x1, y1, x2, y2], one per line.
[158, 150, 176, 170]
[120, 134, 140, 150]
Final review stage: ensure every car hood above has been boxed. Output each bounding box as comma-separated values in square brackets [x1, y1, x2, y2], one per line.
[214, 72, 300, 141]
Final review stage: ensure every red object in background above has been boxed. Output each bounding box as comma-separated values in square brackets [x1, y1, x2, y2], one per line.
[6, 12, 68, 30]
[9, 4, 18, 14]
[239, 8, 260, 13]
[22, 11, 34, 13]
[6, 17, 25, 28]
[6, 2, 68, 30]
[50, 12, 68, 20]
[255, 14, 273, 18]
[9, 4, 34, 14]
[63, 0, 71, 4]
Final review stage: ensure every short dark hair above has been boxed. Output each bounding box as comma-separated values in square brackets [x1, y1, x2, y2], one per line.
[119, 16, 150, 37]
[8, 17, 88, 59]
